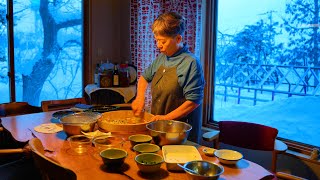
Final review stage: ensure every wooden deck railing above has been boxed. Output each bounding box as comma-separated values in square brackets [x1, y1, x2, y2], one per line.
[215, 63, 320, 105]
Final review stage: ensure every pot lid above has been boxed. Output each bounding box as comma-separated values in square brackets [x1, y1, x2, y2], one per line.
[60, 112, 101, 124]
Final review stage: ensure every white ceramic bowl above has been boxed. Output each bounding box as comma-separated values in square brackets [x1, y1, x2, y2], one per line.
[214, 149, 243, 165]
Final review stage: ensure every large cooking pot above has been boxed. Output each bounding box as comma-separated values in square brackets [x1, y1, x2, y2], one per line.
[60, 112, 101, 136]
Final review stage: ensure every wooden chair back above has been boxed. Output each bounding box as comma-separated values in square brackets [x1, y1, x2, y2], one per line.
[0, 102, 42, 117]
[202, 120, 288, 173]
[29, 138, 76, 180]
[41, 97, 86, 112]
[218, 121, 278, 151]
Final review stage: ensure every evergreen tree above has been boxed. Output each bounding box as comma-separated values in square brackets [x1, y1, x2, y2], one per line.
[282, 0, 319, 67]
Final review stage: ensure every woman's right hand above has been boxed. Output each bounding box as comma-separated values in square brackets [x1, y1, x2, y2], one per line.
[131, 98, 145, 117]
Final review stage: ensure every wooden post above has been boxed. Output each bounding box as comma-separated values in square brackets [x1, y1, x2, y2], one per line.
[237, 87, 241, 104]
[224, 86, 227, 102]
[254, 89, 257, 106]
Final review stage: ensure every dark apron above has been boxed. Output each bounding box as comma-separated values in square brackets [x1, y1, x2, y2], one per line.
[151, 64, 202, 143]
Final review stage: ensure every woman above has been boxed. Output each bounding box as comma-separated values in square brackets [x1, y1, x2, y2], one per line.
[132, 12, 205, 143]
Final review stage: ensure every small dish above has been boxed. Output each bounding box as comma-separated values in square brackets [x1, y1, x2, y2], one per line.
[202, 147, 216, 157]
[162, 145, 202, 171]
[214, 149, 243, 165]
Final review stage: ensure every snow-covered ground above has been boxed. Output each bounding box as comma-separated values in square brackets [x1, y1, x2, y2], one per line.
[214, 95, 320, 147]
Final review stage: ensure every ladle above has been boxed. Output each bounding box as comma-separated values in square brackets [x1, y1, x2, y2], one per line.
[177, 164, 199, 175]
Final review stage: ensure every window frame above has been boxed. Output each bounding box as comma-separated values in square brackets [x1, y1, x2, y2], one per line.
[201, 0, 318, 157]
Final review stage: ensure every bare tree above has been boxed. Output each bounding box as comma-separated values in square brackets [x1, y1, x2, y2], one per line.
[21, 0, 82, 105]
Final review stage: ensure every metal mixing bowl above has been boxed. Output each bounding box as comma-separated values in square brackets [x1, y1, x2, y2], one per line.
[60, 112, 101, 136]
[183, 160, 224, 180]
[146, 120, 192, 146]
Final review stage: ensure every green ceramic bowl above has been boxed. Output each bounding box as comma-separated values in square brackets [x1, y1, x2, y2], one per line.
[133, 143, 160, 154]
[100, 148, 128, 167]
[135, 153, 163, 173]
[128, 134, 152, 147]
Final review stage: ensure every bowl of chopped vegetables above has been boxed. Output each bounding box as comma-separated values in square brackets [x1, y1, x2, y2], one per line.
[135, 153, 163, 173]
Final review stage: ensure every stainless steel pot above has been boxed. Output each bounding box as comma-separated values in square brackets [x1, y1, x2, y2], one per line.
[60, 112, 101, 136]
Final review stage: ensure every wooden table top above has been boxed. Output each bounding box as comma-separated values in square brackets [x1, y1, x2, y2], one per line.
[1, 111, 274, 180]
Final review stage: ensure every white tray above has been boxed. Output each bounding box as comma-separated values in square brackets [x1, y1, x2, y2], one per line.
[162, 145, 202, 171]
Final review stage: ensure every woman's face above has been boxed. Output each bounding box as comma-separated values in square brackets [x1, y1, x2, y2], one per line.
[154, 34, 182, 57]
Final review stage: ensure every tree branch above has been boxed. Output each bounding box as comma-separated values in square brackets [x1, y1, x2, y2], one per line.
[57, 19, 82, 30]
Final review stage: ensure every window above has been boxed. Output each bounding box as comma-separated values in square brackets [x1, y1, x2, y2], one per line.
[0, 0, 84, 106]
[203, 0, 319, 149]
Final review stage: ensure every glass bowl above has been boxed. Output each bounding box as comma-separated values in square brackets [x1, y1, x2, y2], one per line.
[92, 135, 125, 152]
[67, 135, 91, 155]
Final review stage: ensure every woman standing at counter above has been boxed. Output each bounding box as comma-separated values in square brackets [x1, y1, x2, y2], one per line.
[132, 12, 205, 143]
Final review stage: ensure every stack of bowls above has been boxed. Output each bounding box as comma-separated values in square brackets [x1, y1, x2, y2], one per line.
[128, 134, 153, 148]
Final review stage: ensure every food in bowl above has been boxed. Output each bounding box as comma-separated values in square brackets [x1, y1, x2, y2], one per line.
[67, 135, 91, 154]
[182, 160, 224, 180]
[100, 148, 128, 167]
[202, 147, 216, 157]
[128, 134, 153, 147]
[133, 143, 160, 154]
[135, 153, 164, 173]
[92, 135, 125, 152]
[60, 112, 101, 136]
[146, 120, 192, 146]
[97, 110, 154, 133]
[214, 149, 243, 165]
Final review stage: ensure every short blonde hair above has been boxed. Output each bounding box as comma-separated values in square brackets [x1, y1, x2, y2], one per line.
[152, 12, 185, 37]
